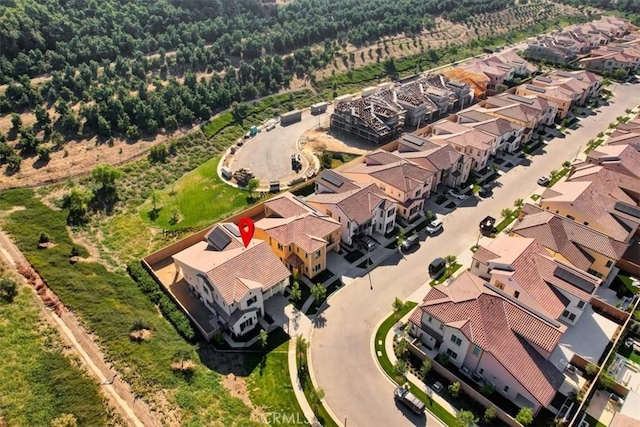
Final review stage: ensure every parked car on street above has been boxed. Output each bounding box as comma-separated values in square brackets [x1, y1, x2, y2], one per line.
[425, 218, 443, 234]
[478, 185, 492, 198]
[394, 385, 425, 415]
[537, 176, 550, 186]
[428, 257, 446, 278]
[448, 188, 466, 200]
[401, 234, 419, 251]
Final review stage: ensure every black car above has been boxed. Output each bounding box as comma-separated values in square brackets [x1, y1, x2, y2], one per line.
[478, 185, 492, 198]
[429, 258, 446, 278]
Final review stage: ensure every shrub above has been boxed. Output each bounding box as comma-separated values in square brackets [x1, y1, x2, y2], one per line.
[419, 358, 431, 380]
[0, 276, 18, 303]
[393, 359, 408, 377]
[448, 381, 461, 398]
[516, 407, 534, 426]
[127, 262, 195, 341]
[484, 405, 497, 424]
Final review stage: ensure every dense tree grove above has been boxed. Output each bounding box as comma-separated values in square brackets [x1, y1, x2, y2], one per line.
[0, 0, 524, 148]
[557, 0, 640, 14]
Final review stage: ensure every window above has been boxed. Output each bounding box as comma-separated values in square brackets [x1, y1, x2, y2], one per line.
[277, 243, 284, 251]
[239, 318, 254, 331]
[439, 324, 444, 331]
[514, 291, 520, 298]
[247, 295, 257, 306]
[415, 189, 421, 197]
[473, 346, 480, 356]
[562, 310, 577, 322]
[583, 221, 589, 226]
[587, 268, 603, 278]
[446, 348, 458, 360]
[315, 250, 321, 258]
[495, 281, 505, 290]
[387, 209, 395, 217]
[606, 260, 613, 268]
[503, 385, 509, 393]
[479, 368, 484, 375]
[338, 216, 341, 222]
[450, 335, 462, 346]
[427, 315, 433, 323]
[577, 300, 585, 309]
[474, 261, 480, 269]
[566, 215, 575, 221]
[313, 264, 321, 272]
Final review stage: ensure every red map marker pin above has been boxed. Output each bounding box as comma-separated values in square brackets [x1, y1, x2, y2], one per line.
[238, 218, 255, 248]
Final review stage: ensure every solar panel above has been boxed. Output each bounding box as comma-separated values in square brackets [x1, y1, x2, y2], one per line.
[553, 266, 596, 294]
[537, 76, 553, 83]
[322, 172, 344, 188]
[207, 226, 231, 251]
[525, 85, 546, 94]
[223, 223, 241, 238]
[614, 201, 640, 219]
[506, 95, 535, 105]
[401, 134, 425, 147]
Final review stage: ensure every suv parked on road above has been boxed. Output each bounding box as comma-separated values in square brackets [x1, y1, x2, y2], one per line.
[394, 385, 425, 415]
[425, 218, 443, 234]
[428, 257, 446, 278]
[401, 234, 419, 251]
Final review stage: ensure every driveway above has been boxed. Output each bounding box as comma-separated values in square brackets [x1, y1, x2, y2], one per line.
[230, 107, 333, 184]
[310, 84, 640, 427]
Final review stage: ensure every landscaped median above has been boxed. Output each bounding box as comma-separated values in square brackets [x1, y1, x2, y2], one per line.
[373, 302, 458, 426]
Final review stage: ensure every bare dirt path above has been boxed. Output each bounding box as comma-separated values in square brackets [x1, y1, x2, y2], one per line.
[0, 230, 160, 427]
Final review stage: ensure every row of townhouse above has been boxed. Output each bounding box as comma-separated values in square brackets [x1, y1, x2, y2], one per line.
[580, 44, 640, 75]
[409, 142, 640, 417]
[524, 16, 630, 65]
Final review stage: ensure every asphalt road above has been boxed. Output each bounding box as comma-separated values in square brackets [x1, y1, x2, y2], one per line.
[230, 107, 333, 183]
[309, 84, 640, 427]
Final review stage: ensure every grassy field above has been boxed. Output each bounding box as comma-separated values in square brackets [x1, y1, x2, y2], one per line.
[0, 189, 262, 426]
[139, 156, 250, 230]
[0, 268, 112, 426]
[244, 330, 305, 420]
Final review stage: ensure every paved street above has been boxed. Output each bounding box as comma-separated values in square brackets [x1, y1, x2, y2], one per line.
[230, 107, 333, 183]
[309, 84, 640, 427]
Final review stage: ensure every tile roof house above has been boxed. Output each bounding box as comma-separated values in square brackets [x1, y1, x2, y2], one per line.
[428, 119, 497, 172]
[470, 96, 545, 143]
[457, 59, 515, 89]
[340, 150, 435, 221]
[580, 45, 640, 74]
[539, 180, 640, 243]
[409, 270, 566, 413]
[308, 172, 397, 245]
[494, 50, 537, 76]
[549, 70, 604, 100]
[456, 109, 524, 153]
[395, 134, 472, 189]
[470, 235, 603, 325]
[607, 127, 640, 152]
[172, 223, 291, 337]
[583, 144, 640, 179]
[512, 203, 629, 283]
[515, 83, 576, 119]
[255, 193, 342, 279]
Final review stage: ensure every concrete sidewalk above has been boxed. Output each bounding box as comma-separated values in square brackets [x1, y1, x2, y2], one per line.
[288, 339, 319, 426]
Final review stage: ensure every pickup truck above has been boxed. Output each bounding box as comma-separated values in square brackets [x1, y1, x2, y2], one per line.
[394, 385, 426, 415]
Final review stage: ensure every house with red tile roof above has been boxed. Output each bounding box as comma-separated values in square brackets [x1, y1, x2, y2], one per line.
[579, 45, 640, 74]
[470, 235, 603, 325]
[512, 204, 629, 283]
[515, 83, 577, 119]
[396, 133, 472, 189]
[409, 270, 567, 414]
[308, 172, 397, 246]
[583, 144, 640, 179]
[429, 119, 497, 172]
[340, 150, 435, 222]
[172, 223, 291, 337]
[255, 192, 342, 280]
[456, 109, 524, 153]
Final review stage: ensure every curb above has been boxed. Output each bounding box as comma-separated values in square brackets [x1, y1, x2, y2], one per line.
[288, 339, 318, 426]
[371, 310, 451, 427]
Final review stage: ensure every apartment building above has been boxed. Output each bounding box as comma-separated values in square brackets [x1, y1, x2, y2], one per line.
[428, 119, 497, 171]
[456, 109, 524, 153]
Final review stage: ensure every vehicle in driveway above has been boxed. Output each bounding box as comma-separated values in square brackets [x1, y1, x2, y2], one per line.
[448, 188, 466, 200]
[394, 385, 425, 415]
[356, 235, 376, 251]
[425, 218, 443, 234]
[537, 176, 550, 186]
[401, 234, 419, 251]
[432, 381, 444, 393]
[428, 257, 446, 278]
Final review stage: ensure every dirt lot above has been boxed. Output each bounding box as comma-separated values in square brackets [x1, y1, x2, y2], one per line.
[300, 128, 370, 156]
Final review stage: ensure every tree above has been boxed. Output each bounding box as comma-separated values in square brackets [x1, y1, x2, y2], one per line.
[37, 145, 51, 162]
[395, 338, 408, 359]
[448, 381, 461, 398]
[599, 372, 616, 390]
[246, 177, 259, 200]
[549, 169, 559, 180]
[311, 283, 326, 303]
[150, 190, 160, 211]
[392, 297, 406, 316]
[419, 358, 431, 380]
[585, 362, 599, 376]
[10, 113, 22, 131]
[483, 405, 497, 424]
[501, 208, 513, 219]
[50, 413, 78, 427]
[513, 198, 524, 211]
[91, 164, 121, 192]
[515, 407, 534, 426]
[480, 382, 494, 396]
[396, 227, 406, 248]
[562, 160, 571, 168]
[309, 386, 325, 411]
[63, 187, 92, 224]
[321, 151, 333, 169]
[290, 280, 302, 302]
[0, 276, 18, 303]
[258, 329, 268, 348]
[444, 255, 457, 274]
[393, 359, 408, 377]
[455, 409, 478, 427]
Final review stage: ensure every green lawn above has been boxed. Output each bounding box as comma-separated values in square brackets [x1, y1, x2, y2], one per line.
[139, 156, 251, 230]
[0, 189, 261, 426]
[373, 302, 458, 426]
[429, 264, 462, 286]
[0, 279, 109, 426]
[245, 341, 305, 419]
[548, 167, 570, 188]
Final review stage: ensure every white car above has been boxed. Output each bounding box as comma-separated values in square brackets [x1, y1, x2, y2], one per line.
[425, 219, 443, 234]
[448, 188, 466, 200]
[537, 176, 550, 186]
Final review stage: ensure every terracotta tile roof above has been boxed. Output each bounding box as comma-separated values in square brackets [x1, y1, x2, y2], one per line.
[533, 253, 601, 301]
[309, 183, 393, 226]
[370, 163, 433, 191]
[255, 214, 341, 253]
[397, 144, 463, 173]
[473, 246, 500, 263]
[568, 163, 640, 197]
[264, 192, 314, 218]
[173, 225, 291, 306]
[467, 117, 522, 137]
[512, 206, 629, 264]
[491, 103, 540, 123]
[587, 144, 640, 179]
[412, 272, 565, 406]
[365, 149, 404, 166]
[398, 133, 442, 152]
